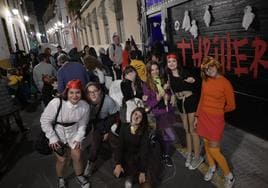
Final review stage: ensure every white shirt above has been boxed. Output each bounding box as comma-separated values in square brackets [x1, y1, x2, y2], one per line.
[40, 98, 90, 149]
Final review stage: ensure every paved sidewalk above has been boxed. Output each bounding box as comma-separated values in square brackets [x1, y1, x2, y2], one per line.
[0, 104, 267, 188]
[174, 122, 268, 188]
[0, 105, 214, 188]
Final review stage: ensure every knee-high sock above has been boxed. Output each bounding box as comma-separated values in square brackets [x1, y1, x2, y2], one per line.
[209, 147, 230, 175]
[203, 139, 215, 167]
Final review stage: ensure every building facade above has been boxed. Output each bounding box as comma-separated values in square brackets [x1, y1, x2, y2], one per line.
[0, 0, 30, 68]
[44, 0, 73, 51]
[142, 0, 268, 139]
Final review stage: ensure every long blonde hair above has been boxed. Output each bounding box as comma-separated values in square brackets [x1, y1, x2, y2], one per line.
[200, 56, 222, 80]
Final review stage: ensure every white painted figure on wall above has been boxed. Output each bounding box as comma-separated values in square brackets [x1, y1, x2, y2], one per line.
[161, 19, 166, 39]
[242, 5, 255, 30]
[182, 10, 191, 31]
[174, 20, 180, 31]
[190, 20, 198, 38]
[203, 5, 211, 27]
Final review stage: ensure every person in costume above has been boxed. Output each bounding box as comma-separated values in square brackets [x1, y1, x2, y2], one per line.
[166, 53, 203, 170]
[40, 79, 90, 188]
[142, 61, 176, 167]
[196, 56, 235, 188]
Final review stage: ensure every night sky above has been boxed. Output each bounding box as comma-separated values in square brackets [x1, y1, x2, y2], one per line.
[33, 0, 49, 21]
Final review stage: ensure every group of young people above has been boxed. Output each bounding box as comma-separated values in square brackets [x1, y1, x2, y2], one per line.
[40, 51, 236, 188]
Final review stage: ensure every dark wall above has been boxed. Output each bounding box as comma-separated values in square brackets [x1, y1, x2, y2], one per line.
[167, 0, 268, 139]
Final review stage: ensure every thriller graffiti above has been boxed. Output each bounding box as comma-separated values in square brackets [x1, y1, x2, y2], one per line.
[177, 33, 268, 78]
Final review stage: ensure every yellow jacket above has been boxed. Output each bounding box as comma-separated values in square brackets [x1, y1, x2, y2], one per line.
[130, 60, 147, 82]
[8, 75, 23, 86]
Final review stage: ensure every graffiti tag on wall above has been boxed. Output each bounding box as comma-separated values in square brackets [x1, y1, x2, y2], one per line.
[177, 33, 268, 78]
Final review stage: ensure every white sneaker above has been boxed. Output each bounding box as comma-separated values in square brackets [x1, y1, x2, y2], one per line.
[204, 165, 216, 181]
[84, 160, 92, 177]
[189, 156, 204, 170]
[124, 178, 132, 188]
[111, 124, 119, 136]
[224, 173, 235, 188]
[76, 175, 90, 188]
[185, 153, 192, 168]
[57, 178, 66, 188]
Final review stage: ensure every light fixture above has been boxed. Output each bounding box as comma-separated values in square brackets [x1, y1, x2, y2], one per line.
[24, 15, 29, 22]
[12, 9, 19, 15]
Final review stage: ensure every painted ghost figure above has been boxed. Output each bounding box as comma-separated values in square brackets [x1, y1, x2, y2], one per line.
[203, 5, 211, 27]
[182, 10, 191, 31]
[242, 5, 255, 30]
[190, 20, 198, 38]
[161, 19, 166, 36]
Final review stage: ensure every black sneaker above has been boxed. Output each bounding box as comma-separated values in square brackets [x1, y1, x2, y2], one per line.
[20, 127, 30, 134]
[164, 155, 173, 167]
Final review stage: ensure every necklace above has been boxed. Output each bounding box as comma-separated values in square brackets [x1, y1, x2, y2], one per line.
[130, 124, 138, 134]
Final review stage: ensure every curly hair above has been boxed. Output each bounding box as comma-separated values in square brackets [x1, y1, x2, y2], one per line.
[200, 56, 222, 80]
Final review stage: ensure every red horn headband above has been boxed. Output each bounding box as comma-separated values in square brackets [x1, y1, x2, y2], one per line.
[167, 54, 177, 60]
[66, 79, 82, 90]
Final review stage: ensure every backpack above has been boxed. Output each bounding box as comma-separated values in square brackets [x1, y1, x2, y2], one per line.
[106, 43, 116, 62]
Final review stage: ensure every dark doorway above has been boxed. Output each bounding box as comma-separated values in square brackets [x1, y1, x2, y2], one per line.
[147, 13, 164, 47]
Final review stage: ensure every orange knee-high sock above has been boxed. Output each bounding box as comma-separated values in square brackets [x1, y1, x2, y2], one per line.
[203, 139, 215, 167]
[209, 147, 230, 176]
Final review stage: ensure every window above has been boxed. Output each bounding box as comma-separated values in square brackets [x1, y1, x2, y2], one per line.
[114, 0, 125, 41]
[87, 13, 94, 45]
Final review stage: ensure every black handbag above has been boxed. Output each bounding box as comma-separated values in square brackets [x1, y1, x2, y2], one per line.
[35, 98, 62, 155]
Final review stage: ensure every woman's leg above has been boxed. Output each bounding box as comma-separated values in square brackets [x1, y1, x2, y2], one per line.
[208, 141, 230, 176]
[70, 148, 83, 175]
[55, 152, 68, 177]
[208, 140, 235, 187]
[203, 139, 215, 167]
[203, 138, 216, 181]
[187, 112, 200, 157]
[71, 148, 90, 187]
[187, 112, 204, 170]
[179, 113, 192, 154]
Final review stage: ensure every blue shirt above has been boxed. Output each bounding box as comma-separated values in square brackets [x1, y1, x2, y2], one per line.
[57, 62, 89, 93]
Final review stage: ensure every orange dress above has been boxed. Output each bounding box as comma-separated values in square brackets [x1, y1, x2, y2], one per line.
[196, 75, 235, 141]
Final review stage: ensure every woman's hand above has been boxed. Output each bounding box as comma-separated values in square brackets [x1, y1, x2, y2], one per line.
[139, 173, 146, 184]
[156, 93, 162, 101]
[103, 133, 109, 141]
[163, 83, 169, 90]
[73, 141, 81, 149]
[164, 93, 170, 101]
[114, 164, 124, 178]
[184, 77, 195, 83]
[49, 141, 61, 151]
[142, 95, 148, 102]
[170, 95, 176, 107]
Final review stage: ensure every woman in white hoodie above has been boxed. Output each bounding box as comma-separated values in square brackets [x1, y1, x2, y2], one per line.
[40, 79, 90, 188]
